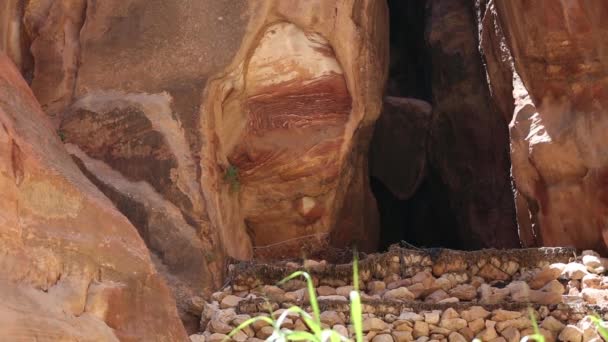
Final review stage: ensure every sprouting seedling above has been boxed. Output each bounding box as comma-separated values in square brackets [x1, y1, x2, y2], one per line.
[520, 308, 545, 342]
[224, 164, 240, 193]
[57, 129, 66, 142]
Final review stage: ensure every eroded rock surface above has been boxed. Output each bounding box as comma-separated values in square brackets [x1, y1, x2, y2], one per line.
[200, 1, 388, 258]
[1, 2, 388, 326]
[0, 53, 187, 341]
[480, 0, 608, 252]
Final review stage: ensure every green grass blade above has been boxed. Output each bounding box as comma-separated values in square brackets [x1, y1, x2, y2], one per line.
[350, 290, 363, 342]
[276, 306, 310, 329]
[350, 249, 363, 342]
[522, 308, 545, 342]
[590, 315, 608, 340]
[280, 305, 322, 336]
[352, 248, 360, 292]
[278, 271, 320, 324]
[285, 331, 319, 341]
[320, 329, 344, 342]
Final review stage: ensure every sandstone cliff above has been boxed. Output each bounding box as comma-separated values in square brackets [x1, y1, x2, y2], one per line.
[0, 52, 187, 341]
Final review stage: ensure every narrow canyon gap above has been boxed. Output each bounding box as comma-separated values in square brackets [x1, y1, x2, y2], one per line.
[370, 0, 520, 250]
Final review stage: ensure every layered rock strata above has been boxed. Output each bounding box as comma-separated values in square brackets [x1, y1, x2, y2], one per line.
[480, 0, 608, 252]
[0, 53, 187, 341]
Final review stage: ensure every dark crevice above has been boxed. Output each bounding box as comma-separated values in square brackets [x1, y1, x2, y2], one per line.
[373, 0, 458, 250]
[372, 0, 517, 251]
[372, 175, 461, 251]
[385, 0, 432, 101]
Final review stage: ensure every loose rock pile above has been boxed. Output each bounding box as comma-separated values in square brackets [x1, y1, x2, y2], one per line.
[191, 247, 608, 341]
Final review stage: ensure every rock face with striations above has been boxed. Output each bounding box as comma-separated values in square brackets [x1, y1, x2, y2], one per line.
[0, 53, 187, 341]
[2, 0, 388, 321]
[480, 0, 608, 253]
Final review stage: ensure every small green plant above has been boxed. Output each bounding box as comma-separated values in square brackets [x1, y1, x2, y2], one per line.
[226, 251, 363, 342]
[57, 129, 65, 142]
[224, 164, 240, 193]
[520, 308, 545, 342]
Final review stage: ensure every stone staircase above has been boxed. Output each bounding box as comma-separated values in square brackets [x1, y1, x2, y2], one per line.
[191, 247, 608, 342]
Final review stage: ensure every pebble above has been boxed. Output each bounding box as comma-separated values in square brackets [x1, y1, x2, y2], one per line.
[458, 327, 474, 341]
[540, 316, 565, 333]
[582, 255, 602, 271]
[562, 263, 589, 280]
[392, 330, 414, 342]
[425, 289, 449, 303]
[581, 274, 601, 289]
[368, 281, 387, 294]
[529, 264, 565, 289]
[372, 333, 395, 342]
[220, 295, 243, 309]
[207, 333, 228, 342]
[384, 287, 415, 301]
[491, 309, 522, 322]
[424, 311, 441, 325]
[558, 324, 583, 342]
[439, 318, 467, 331]
[476, 320, 498, 340]
[448, 332, 467, 342]
[448, 284, 477, 301]
[437, 297, 459, 304]
[581, 288, 608, 304]
[336, 286, 354, 297]
[255, 326, 274, 339]
[363, 317, 389, 332]
[441, 308, 459, 320]
[388, 279, 411, 290]
[414, 321, 430, 338]
[495, 317, 531, 332]
[320, 311, 344, 326]
[399, 312, 424, 322]
[468, 318, 485, 334]
[499, 326, 520, 342]
[461, 306, 490, 322]
[317, 295, 348, 301]
[230, 330, 248, 342]
[189, 334, 205, 342]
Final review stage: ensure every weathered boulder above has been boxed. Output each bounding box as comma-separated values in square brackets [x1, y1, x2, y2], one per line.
[481, 0, 608, 252]
[0, 53, 187, 340]
[369, 96, 431, 200]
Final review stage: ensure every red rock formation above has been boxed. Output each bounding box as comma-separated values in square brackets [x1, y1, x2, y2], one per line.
[0, 1, 388, 320]
[0, 0, 32, 76]
[480, 0, 608, 253]
[200, 2, 389, 257]
[0, 53, 187, 340]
